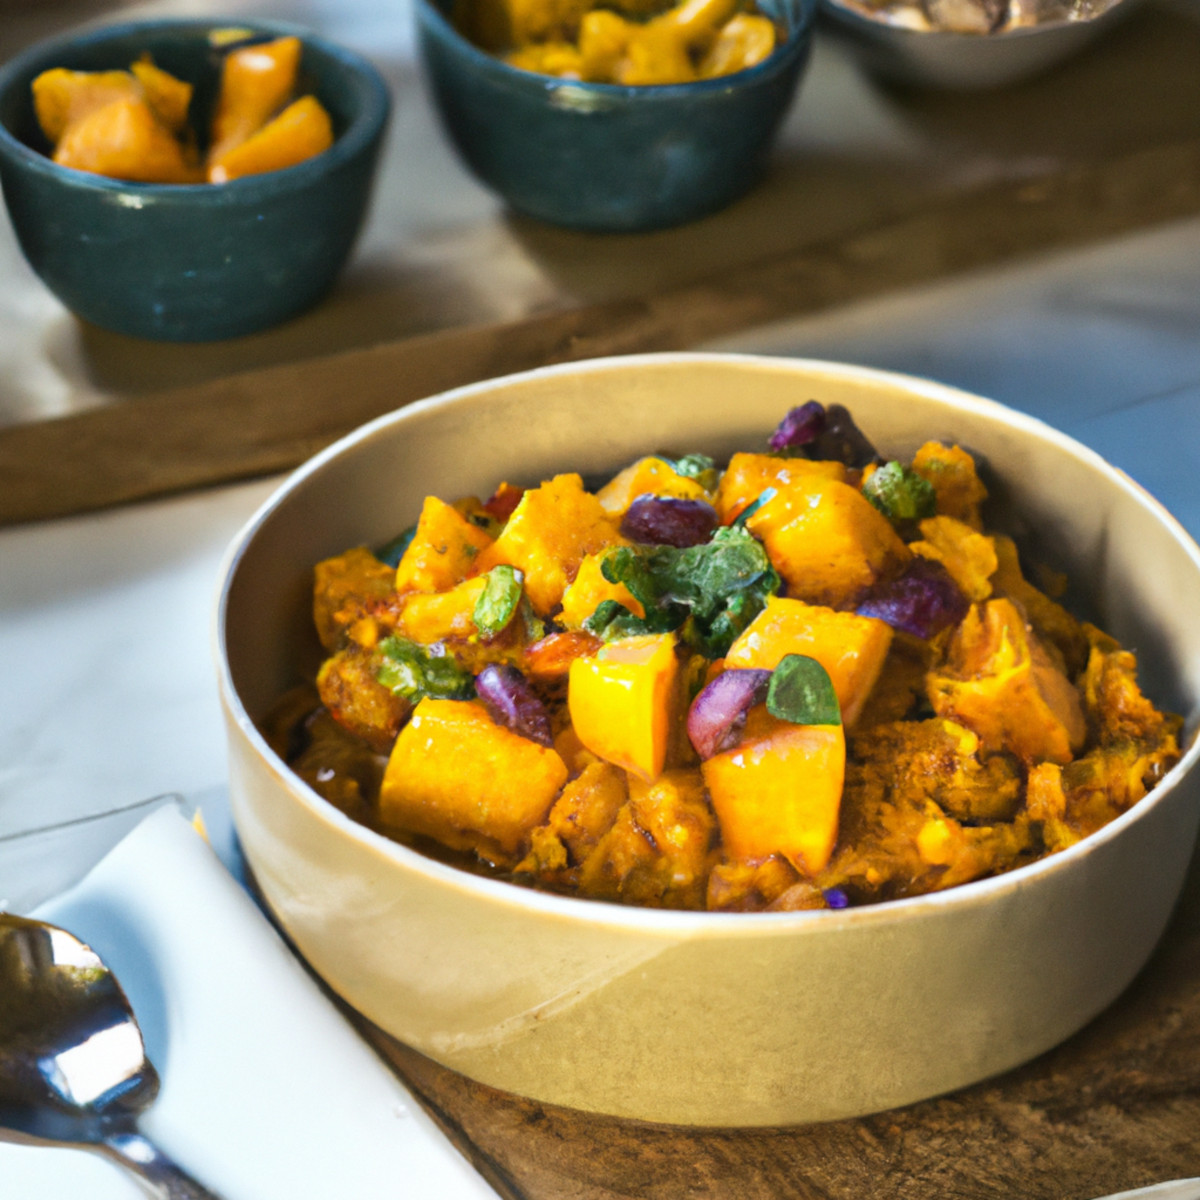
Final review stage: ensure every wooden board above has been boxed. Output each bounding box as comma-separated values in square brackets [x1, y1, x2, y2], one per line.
[351, 846, 1200, 1200]
[3, 133, 1200, 527]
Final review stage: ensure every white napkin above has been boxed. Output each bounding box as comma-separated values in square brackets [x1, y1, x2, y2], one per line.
[0, 804, 498, 1200]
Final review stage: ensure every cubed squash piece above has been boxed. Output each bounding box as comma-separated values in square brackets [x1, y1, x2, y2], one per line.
[746, 477, 909, 610]
[568, 633, 679, 781]
[397, 575, 488, 644]
[910, 442, 988, 530]
[207, 94, 333, 182]
[725, 596, 893, 727]
[595, 456, 709, 517]
[394, 496, 494, 595]
[129, 58, 193, 133]
[702, 707, 845, 875]
[559, 551, 645, 630]
[380, 698, 568, 858]
[208, 35, 302, 162]
[32, 68, 141, 144]
[312, 546, 396, 650]
[316, 645, 410, 754]
[714, 452, 846, 524]
[473, 474, 620, 615]
[53, 97, 200, 183]
[909, 515, 997, 602]
[928, 598, 1086, 765]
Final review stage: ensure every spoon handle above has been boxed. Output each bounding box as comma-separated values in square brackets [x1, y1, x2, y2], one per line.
[99, 1130, 223, 1199]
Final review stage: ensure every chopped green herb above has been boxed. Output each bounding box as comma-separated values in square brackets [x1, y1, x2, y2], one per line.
[375, 636, 475, 704]
[669, 453, 719, 491]
[863, 462, 936, 522]
[585, 527, 780, 658]
[766, 654, 842, 727]
[473, 565, 524, 637]
[375, 525, 416, 568]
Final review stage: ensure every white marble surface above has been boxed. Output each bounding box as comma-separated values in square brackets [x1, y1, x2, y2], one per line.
[3, 0, 1200, 1195]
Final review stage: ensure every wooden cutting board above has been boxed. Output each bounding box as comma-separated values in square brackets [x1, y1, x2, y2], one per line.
[3, 133, 1200, 527]
[352, 847, 1200, 1200]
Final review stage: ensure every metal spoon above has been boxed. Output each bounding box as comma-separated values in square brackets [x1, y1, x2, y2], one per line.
[0, 913, 222, 1198]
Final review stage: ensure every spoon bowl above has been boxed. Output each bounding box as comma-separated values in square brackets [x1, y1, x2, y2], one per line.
[0, 914, 220, 1198]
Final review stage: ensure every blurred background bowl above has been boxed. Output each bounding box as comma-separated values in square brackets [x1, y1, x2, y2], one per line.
[819, 0, 1138, 89]
[0, 17, 390, 342]
[415, 0, 817, 232]
[216, 352, 1200, 1127]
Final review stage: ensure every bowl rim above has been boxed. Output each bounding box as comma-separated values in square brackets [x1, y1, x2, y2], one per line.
[415, 0, 817, 100]
[214, 350, 1200, 939]
[817, 0, 1132, 39]
[0, 15, 390, 197]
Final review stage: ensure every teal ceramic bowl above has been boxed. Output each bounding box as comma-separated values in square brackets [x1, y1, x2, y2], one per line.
[0, 19, 390, 342]
[416, 0, 816, 232]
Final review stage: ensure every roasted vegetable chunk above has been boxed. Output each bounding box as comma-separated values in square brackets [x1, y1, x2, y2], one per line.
[313, 546, 396, 651]
[380, 698, 568, 860]
[316, 645, 411, 754]
[928, 598, 1086, 765]
[910, 441, 988, 529]
[746, 478, 910, 611]
[909, 516, 997, 602]
[395, 495, 494, 595]
[596, 456, 710, 517]
[714, 452, 846, 524]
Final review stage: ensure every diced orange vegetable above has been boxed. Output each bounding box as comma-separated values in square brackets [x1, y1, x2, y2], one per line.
[53, 97, 201, 183]
[558, 551, 645, 630]
[129, 57, 193, 133]
[473, 473, 620, 615]
[928, 598, 1086, 764]
[32, 68, 141, 144]
[595, 456, 709, 517]
[746, 478, 910, 610]
[312, 546, 396, 651]
[397, 576, 488, 644]
[702, 707, 845, 875]
[697, 12, 776, 78]
[568, 633, 679, 781]
[525, 630, 604, 682]
[714, 453, 846, 524]
[317, 646, 410, 754]
[909, 515, 998, 602]
[380, 698, 568, 858]
[207, 94, 333, 182]
[911, 442, 988, 530]
[725, 596, 893, 727]
[394, 496, 494, 595]
[207, 35, 302, 163]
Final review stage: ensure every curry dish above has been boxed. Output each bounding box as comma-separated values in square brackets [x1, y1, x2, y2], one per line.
[264, 402, 1182, 913]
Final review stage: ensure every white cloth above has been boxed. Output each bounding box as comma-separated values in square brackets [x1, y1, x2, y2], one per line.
[0, 805, 498, 1200]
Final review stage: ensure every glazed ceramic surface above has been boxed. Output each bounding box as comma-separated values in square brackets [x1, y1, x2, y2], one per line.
[0, 19, 389, 341]
[216, 353, 1200, 1126]
[416, 0, 816, 232]
[818, 0, 1137, 89]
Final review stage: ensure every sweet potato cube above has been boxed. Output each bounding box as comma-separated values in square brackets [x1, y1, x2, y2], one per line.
[928, 598, 1086, 765]
[595, 456, 709, 517]
[397, 575, 488, 644]
[312, 546, 396, 650]
[746, 478, 909, 610]
[208, 35, 302, 162]
[568, 633, 679, 781]
[380, 698, 568, 858]
[394, 496, 494, 595]
[129, 58, 193, 133]
[702, 708, 845, 875]
[714, 452, 846, 524]
[910, 442, 988, 529]
[909, 515, 997, 602]
[473, 474, 620, 615]
[725, 596, 893, 727]
[32, 68, 141, 144]
[207, 94, 333, 182]
[53, 97, 200, 183]
[558, 552, 645, 630]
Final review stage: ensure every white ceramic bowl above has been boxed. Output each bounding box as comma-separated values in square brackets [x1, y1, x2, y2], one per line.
[215, 353, 1200, 1127]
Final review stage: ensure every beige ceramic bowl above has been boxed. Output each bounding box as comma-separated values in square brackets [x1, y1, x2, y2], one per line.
[216, 353, 1200, 1127]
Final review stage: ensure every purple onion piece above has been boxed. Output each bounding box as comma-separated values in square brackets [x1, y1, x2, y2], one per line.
[807, 404, 881, 468]
[687, 668, 772, 760]
[823, 887, 850, 910]
[768, 402, 826, 453]
[475, 664, 554, 747]
[620, 495, 718, 548]
[856, 558, 969, 639]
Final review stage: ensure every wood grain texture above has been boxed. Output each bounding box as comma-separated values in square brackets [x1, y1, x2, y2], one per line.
[3, 134, 1200, 526]
[353, 849, 1200, 1200]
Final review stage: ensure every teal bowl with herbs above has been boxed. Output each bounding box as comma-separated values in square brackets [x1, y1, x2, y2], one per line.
[416, 0, 816, 233]
[0, 18, 389, 342]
